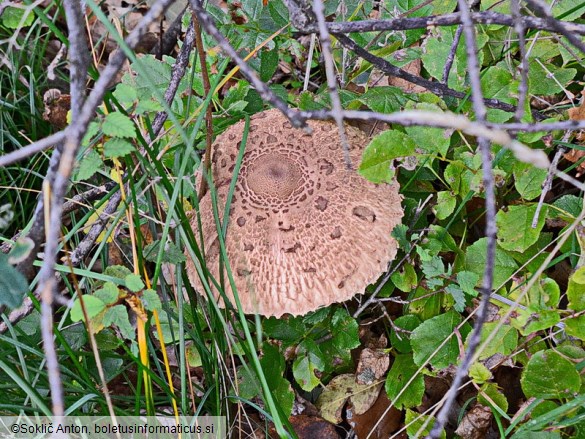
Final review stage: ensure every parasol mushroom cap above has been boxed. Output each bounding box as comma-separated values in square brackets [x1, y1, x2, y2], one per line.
[186, 109, 403, 317]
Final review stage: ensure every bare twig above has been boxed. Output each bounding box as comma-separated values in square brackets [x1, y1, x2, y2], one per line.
[0, 131, 66, 167]
[532, 145, 565, 228]
[525, 0, 585, 55]
[441, 26, 463, 84]
[333, 33, 545, 119]
[187, 0, 305, 128]
[428, 0, 494, 436]
[301, 11, 585, 35]
[312, 0, 351, 167]
[512, 0, 529, 122]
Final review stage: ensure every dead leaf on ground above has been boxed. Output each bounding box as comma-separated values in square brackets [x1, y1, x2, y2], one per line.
[347, 389, 403, 439]
[356, 347, 390, 385]
[43, 89, 70, 130]
[454, 404, 493, 439]
[316, 374, 383, 424]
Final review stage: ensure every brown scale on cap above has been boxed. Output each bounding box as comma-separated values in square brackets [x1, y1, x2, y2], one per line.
[186, 109, 403, 317]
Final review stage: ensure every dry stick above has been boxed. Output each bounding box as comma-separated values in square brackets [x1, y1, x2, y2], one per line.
[333, 33, 545, 119]
[311, 0, 351, 167]
[194, 14, 215, 199]
[428, 0, 494, 437]
[525, 0, 585, 55]
[33, 0, 175, 416]
[441, 25, 463, 84]
[305, 11, 585, 35]
[187, 0, 306, 128]
[512, 0, 529, 122]
[0, 131, 67, 167]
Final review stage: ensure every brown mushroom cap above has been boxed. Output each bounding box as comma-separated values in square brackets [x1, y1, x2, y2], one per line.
[186, 109, 403, 317]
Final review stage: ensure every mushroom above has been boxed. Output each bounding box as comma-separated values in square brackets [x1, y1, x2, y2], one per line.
[186, 109, 403, 317]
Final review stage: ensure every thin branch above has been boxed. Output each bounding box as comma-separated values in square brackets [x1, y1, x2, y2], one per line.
[333, 33, 545, 120]
[187, 0, 306, 127]
[428, 0, 494, 435]
[0, 131, 66, 167]
[441, 26, 463, 84]
[299, 11, 585, 35]
[312, 0, 351, 167]
[532, 145, 565, 228]
[525, 0, 585, 56]
[512, 0, 529, 122]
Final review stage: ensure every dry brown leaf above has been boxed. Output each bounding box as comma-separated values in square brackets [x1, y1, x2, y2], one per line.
[454, 404, 492, 439]
[43, 89, 70, 130]
[347, 390, 403, 439]
[564, 89, 585, 176]
[356, 348, 390, 385]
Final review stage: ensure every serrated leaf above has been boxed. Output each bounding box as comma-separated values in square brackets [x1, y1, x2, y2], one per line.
[113, 83, 137, 106]
[513, 162, 547, 201]
[331, 308, 360, 350]
[469, 362, 492, 384]
[457, 271, 479, 297]
[465, 238, 518, 288]
[103, 305, 134, 340]
[263, 316, 306, 341]
[552, 194, 582, 220]
[103, 138, 135, 158]
[0, 255, 28, 308]
[385, 354, 425, 409]
[445, 285, 466, 312]
[143, 240, 186, 263]
[528, 61, 576, 95]
[358, 87, 408, 113]
[472, 322, 518, 360]
[521, 350, 580, 399]
[497, 204, 546, 252]
[71, 295, 106, 322]
[76, 149, 102, 181]
[94, 282, 120, 305]
[260, 48, 279, 83]
[102, 112, 136, 138]
[124, 274, 144, 292]
[411, 310, 467, 369]
[141, 289, 161, 311]
[359, 131, 416, 183]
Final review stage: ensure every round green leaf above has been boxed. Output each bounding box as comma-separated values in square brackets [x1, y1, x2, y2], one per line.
[71, 295, 106, 322]
[521, 350, 580, 400]
[496, 204, 546, 253]
[359, 131, 416, 183]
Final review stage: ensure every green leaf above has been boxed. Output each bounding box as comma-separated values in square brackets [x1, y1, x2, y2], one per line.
[103, 138, 135, 158]
[391, 263, 417, 292]
[385, 354, 425, 409]
[472, 322, 518, 360]
[434, 191, 456, 220]
[143, 240, 186, 264]
[465, 238, 518, 288]
[513, 162, 547, 201]
[528, 61, 576, 95]
[264, 316, 306, 342]
[113, 83, 138, 106]
[7, 237, 34, 264]
[76, 149, 102, 181]
[105, 265, 132, 279]
[411, 310, 468, 369]
[478, 383, 509, 413]
[358, 87, 408, 113]
[481, 66, 518, 104]
[469, 362, 492, 384]
[521, 350, 580, 400]
[405, 409, 445, 439]
[124, 274, 144, 292]
[552, 194, 582, 220]
[103, 305, 135, 340]
[359, 131, 416, 183]
[445, 285, 466, 312]
[94, 282, 120, 305]
[141, 289, 161, 311]
[102, 112, 136, 138]
[457, 271, 479, 297]
[404, 102, 451, 157]
[2, 6, 35, 29]
[390, 315, 421, 354]
[567, 266, 585, 311]
[331, 309, 360, 350]
[0, 254, 28, 308]
[497, 204, 547, 252]
[259, 49, 279, 83]
[292, 340, 325, 391]
[71, 295, 106, 322]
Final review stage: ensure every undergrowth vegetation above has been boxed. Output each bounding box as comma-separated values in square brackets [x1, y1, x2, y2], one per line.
[1, 0, 585, 437]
